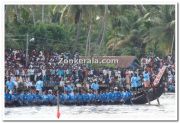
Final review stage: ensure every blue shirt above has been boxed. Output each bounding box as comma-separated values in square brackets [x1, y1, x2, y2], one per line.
[61, 94, 68, 102]
[117, 92, 122, 100]
[12, 93, 18, 101]
[35, 94, 42, 102]
[23, 94, 29, 103]
[26, 93, 35, 102]
[91, 83, 99, 91]
[77, 94, 83, 102]
[48, 94, 55, 103]
[113, 91, 119, 101]
[131, 76, 138, 87]
[122, 91, 132, 101]
[107, 92, 113, 102]
[84, 93, 91, 102]
[64, 85, 73, 92]
[6, 81, 15, 91]
[42, 95, 49, 102]
[68, 93, 75, 102]
[143, 72, 150, 81]
[5, 93, 12, 102]
[102, 93, 107, 102]
[91, 94, 97, 101]
[136, 76, 141, 86]
[35, 80, 44, 91]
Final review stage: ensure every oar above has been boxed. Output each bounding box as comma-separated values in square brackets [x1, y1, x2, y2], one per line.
[57, 90, 61, 119]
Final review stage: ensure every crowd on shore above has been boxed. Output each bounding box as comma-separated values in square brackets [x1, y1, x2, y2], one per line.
[5, 49, 175, 106]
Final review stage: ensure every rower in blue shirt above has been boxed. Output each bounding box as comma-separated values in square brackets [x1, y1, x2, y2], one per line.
[108, 91, 114, 103]
[121, 91, 127, 102]
[91, 92, 97, 103]
[76, 93, 83, 105]
[105, 91, 110, 104]
[68, 92, 76, 104]
[101, 92, 108, 104]
[34, 91, 42, 105]
[42, 91, 49, 105]
[47, 90, 56, 105]
[31, 92, 37, 105]
[117, 91, 122, 101]
[12, 93, 17, 102]
[16, 91, 25, 106]
[82, 92, 90, 104]
[122, 90, 132, 102]
[23, 91, 29, 105]
[61, 92, 68, 104]
[98, 92, 103, 104]
[5, 90, 13, 106]
[88, 92, 93, 103]
[113, 90, 119, 103]
[26, 92, 35, 105]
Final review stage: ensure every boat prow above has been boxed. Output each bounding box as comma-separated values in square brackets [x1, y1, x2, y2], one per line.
[129, 66, 167, 104]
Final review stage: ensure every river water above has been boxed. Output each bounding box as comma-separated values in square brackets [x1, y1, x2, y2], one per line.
[4, 93, 177, 121]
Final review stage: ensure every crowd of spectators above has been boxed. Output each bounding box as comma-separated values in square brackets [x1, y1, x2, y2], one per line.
[5, 49, 175, 95]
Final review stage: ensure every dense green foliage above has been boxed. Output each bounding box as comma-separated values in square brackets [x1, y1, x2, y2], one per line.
[5, 5, 175, 57]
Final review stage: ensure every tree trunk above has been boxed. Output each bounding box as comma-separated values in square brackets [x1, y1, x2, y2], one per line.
[85, 22, 92, 56]
[73, 6, 82, 53]
[99, 5, 108, 55]
[31, 5, 36, 26]
[60, 5, 69, 24]
[171, 33, 175, 55]
[5, 6, 8, 23]
[136, 5, 146, 16]
[42, 5, 44, 23]
[88, 27, 91, 56]
[14, 5, 19, 22]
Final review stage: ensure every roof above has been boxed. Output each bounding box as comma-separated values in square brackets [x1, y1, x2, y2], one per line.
[114, 56, 139, 68]
[80, 56, 139, 68]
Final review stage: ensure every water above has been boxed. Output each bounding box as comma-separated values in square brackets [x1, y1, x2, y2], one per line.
[4, 93, 177, 121]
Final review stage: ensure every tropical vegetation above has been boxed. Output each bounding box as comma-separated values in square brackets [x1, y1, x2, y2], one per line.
[5, 5, 175, 58]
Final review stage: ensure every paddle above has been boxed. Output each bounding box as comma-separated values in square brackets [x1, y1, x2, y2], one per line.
[57, 90, 61, 119]
[54, 86, 61, 119]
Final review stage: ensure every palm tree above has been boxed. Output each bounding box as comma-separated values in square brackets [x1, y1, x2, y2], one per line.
[98, 5, 108, 55]
[42, 5, 45, 23]
[148, 5, 175, 55]
[111, 5, 174, 56]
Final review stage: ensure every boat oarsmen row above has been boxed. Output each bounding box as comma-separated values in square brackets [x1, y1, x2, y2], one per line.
[5, 89, 132, 106]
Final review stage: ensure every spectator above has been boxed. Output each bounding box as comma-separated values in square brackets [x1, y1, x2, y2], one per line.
[6, 78, 16, 94]
[35, 78, 44, 93]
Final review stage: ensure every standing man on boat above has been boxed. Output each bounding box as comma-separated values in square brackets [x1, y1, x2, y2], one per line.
[131, 73, 139, 91]
[143, 69, 150, 88]
[125, 69, 131, 90]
